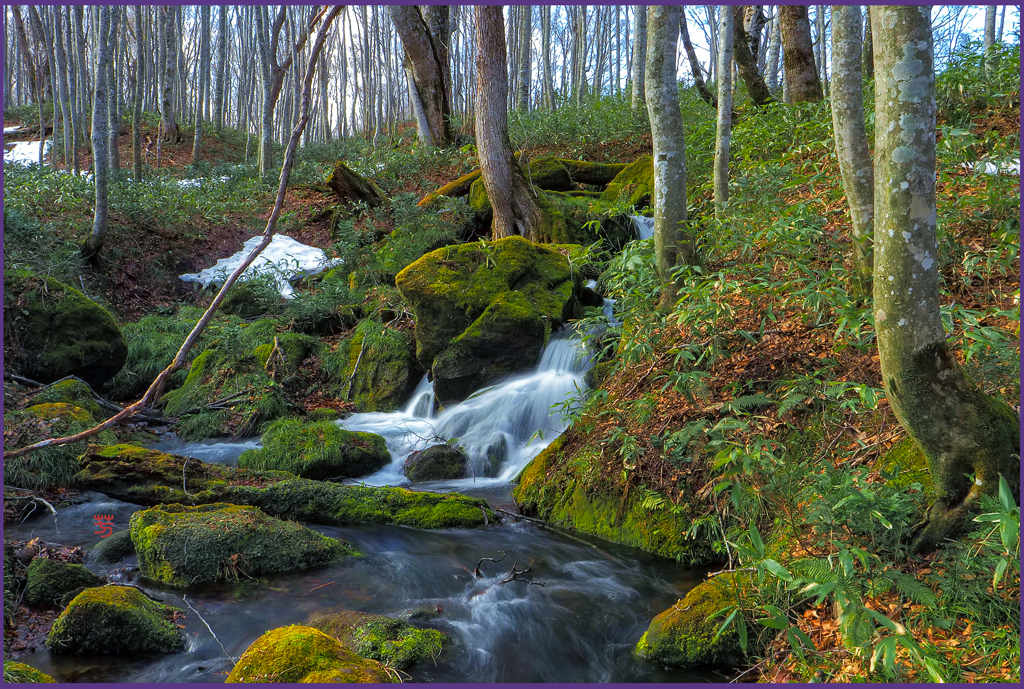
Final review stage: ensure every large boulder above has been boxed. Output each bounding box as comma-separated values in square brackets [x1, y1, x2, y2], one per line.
[396, 237, 580, 404]
[238, 418, 390, 480]
[226, 625, 394, 683]
[310, 611, 449, 670]
[24, 558, 103, 608]
[403, 445, 467, 482]
[599, 156, 654, 209]
[90, 530, 136, 565]
[46, 586, 184, 655]
[3, 274, 127, 388]
[335, 320, 422, 412]
[129, 503, 352, 587]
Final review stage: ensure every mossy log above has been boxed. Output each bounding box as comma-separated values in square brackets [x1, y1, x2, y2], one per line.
[416, 169, 482, 207]
[326, 161, 387, 209]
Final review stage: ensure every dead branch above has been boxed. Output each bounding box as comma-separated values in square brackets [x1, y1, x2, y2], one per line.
[500, 561, 544, 586]
[2, 6, 343, 462]
[305, 581, 335, 595]
[5, 372, 163, 423]
[178, 386, 259, 416]
[182, 594, 237, 663]
[473, 550, 506, 578]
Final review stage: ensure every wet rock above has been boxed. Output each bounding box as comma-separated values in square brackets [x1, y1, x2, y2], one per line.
[46, 586, 184, 655]
[130, 503, 352, 587]
[329, 320, 422, 412]
[30, 378, 105, 420]
[24, 558, 104, 608]
[90, 530, 136, 565]
[3, 661, 56, 683]
[238, 418, 390, 480]
[404, 445, 467, 482]
[226, 625, 394, 683]
[599, 156, 654, 209]
[310, 611, 449, 670]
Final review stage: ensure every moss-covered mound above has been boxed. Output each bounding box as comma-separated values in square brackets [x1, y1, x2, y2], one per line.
[3, 273, 128, 388]
[221, 278, 284, 319]
[3, 661, 57, 683]
[46, 586, 184, 655]
[599, 156, 654, 209]
[238, 418, 390, 480]
[310, 611, 449, 669]
[396, 236, 580, 404]
[30, 378, 104, 420]
[634, 574, 747, 668]
[78, 444, 496, 528]
[130, 503, 352, 587]
[90, 529, 136, 565]
[227, 625, 394, 683]
[24, 558, 104, 608]
[404, 445, 467, 482]
[334, 319, 422, 412]
[874, 437, 933, 492]
[512, 437, 716, 564]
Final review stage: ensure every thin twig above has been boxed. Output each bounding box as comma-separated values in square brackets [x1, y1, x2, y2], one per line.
[306, 581, 335, 595]
[473, 550, 506, 578]
[178, 387, 259, 416]
[182, 594, 237, 663]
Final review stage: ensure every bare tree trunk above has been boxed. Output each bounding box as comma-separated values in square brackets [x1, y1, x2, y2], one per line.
[473, 5, 543, 240]
[192, 5, 210, 164]
[159, 6, 179, 142]
[213, 5, 228, 133]
[630, 4, 647, 110]
[646, 6, 692, 309]
[404, 51, 432, 145]
[52, 7, 74, 171]
[983, 5, 997, 75]
[388, 5, 454, 146]
[830, 5, 873, 296]
[680, 13, 716, 108]
[541, 6, 555, 109]
[83, 7, 111, 260]
[132, 6, 144, 181]
[517, 5, 531, 111]
[861, 7, 873, 80]
[107, 7, 121, 171]
[766, 10, 782, 92]
[11, 7, 37, 103]
[731, 6, 772, 105]
[714, 6, 733, 207]
[871, 5, 1019, 553]
[779, 5, 823, 103]
[816, 6, 828, 97]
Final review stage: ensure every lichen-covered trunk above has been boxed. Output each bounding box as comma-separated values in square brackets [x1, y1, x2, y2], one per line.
[646, 6, 692, 309]
[983, 6, 998, 75]
[816, 6, 829, 97]
[861, 7, 873, 80]
[107, 7, 121, 171]
[83, 7, 111, 259]
[192, 5, 210, 164]
[830, 6, 873, 296]
[52, 7, 74, 170]
[473, 6, 543, 241]
[630, 6, 647, 110]
[214, 5, 228, 132]
[713, 6, 733, 207]
[766, 11, 782, 92]
[132, 6, 144, 181]
[679, 13, 715, 109]
[541, 6, 555, 109]
[731, 6, 772, 106]
[389, 5, 454, 147]
[517, 5, 531, 111]
[872, 6, 1019, 553]
[159, 6, 179, 143]
[779, 5, 822, 103]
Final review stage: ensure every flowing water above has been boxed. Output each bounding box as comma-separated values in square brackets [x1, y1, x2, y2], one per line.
[7, 281, 720, 682]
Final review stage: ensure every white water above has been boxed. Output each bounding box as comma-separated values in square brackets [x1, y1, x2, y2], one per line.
[632, 215, 654, 240]
[339, 327, 595, 488]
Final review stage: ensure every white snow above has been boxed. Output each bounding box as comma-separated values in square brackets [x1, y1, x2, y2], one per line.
[4, 125, 23, 133]
[3, 139, 52, 166]
[177, 176, 231, 189]
[632, 215, 655, 240]
[179, 234, 341, 299]
[961, 158, 1020, 176]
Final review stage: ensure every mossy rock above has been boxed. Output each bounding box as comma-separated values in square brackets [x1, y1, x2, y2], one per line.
[238, 418, 390, 480]
[253, 332, 319, 374]
[599, 156, 654, 209]
[874, 437, 933, 492]
[634, 574, 747, 668]
[521, 156, 574, 191]
[404, 445, 467, 482]
[3, 661, 56, 683]
[30, 378, 104, 420]
[3, 273, 128, 388]
[396, 236, 580, 404]
[559, 159, 628, 185]
[585, 361, 615, 389]
[226, 625, 394, 683]
[90, 529, 136, 565]
[306, 408, 343, 422]
[512, 436, 716, 564]
[46, 586, 184, 655]
[310, 611, 449, 669]
[221, 279, 284, 319]
[336, 320, 422, 412]
[77, 444, 496, 529]
[129, 503, 353, 587]
[24, 558, 104, 608]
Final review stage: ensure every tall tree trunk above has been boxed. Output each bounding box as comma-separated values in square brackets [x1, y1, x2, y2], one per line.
[388, 5, 454, 146]
[779, 5, 823, 103]
[83, 7, 111, 260]
[680, 13, 716, 108]
[541, 6, 555, 109]
[11, 7, 37, 103]
[714, 6, 733, 207]
[630, 5, 647, 110]
[871, 5, 1019, 553]
[983, 6, 997, 75]
[646, 6, 692, 309]
[214, 5, 228, 133]
[830, 5, 873, 296]
[766, 10, 782, 92]
[861, 7, 873, 80]
[816, 6, 829, 97]
[404, 52, 432, 145]
[133, 6, 144, 181]
[192, 5, 210, 164]
[107, 6, 121, 171]
[731, 6, 772, 105]
[52, 7, 74, 171]
[473, 5, 543, 240]
[517, 5, 531, 110]
[159, 6, 180, 142]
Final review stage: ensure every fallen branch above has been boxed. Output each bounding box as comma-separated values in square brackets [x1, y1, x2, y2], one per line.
[178, 387, 259, 416]
[495, 507, 547, 525]
[3, 487, 59, 531]
[3, 6, 343, 462]
[182, 594, 237, 663]
[500, 561, 543, 586]
[306, 581, 335, 595]
[473, 550, 506, 578]
[5, 372, 164, 423]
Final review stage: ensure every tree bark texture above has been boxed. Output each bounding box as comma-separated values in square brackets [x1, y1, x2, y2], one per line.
[132, 5, 144, 181]
[159, 6, 179, 142]
[631, 5, 647, 110]
[680, 13, 716, 109]
[766, 11, 782, 92]
[389, 5, 454, 147]
[83, 7, 111, 259]
[714, 6, 733, 207]
[861, 7, 874, 80]
[517, 5, 531, 110]
[871, 5, 1019, 553]
[731, 6, 772, 106]
[780, 5, 823, 103]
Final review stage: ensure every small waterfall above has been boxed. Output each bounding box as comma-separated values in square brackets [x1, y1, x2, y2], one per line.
[339, 327, 595, 486]
[632, 215, 654, 241]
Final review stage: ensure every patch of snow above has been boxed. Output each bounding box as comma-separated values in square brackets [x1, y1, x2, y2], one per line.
[4, 139, 52, 167]
[4, 125, 24, 133]
[179, 234, 342, 299]
[960, 158, 1020, 176]
[632, 215, 655, 240]
[177, 176, 231, 189]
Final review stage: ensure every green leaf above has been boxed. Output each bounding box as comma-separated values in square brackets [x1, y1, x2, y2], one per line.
[871, 636, 896, 675]
[993, 557, 1009, 589]
[749, 524, 765, 558]
[763, 559, 794, 582]
[922, 657, 946, 683]
[871, 510, 893, 530]
[998, 474, 1015, 512]
[737, 616, 748, 653]
[712, 609, 737, 643]
[864, 607, 902, 634]
[1000, 515, 1019, 552]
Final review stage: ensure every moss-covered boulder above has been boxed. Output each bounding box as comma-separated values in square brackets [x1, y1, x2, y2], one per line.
[3, 661, 57, 683]
[90, 530, 136, 565]
[30, 378, 104, 420]
[238, 418, 390, 480]
[24, 558, 104, 608]
[221, 278, 285, 319]
[335, 320, 422, 412]
[130, 503, 352, 587]
[397, 236, 580, 404]
[310, 611, 449, 669]
[404, 445, 467, 482]
[253, 332, 319, 375]
[520, 157, 574, 191]
[46, 586, 184, 655]
[634, 574, 747, 668]
[512, 436, 716, 564]
[874, 437, 933, 492]
[3, 273, 128, 388]
[78, 444, 496, 529]
[226, 625, 394, 683]
[599, 156, 654, 209]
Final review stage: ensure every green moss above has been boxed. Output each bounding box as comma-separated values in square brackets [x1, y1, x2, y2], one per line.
[227, 625, 394, 683]
[310, 611, 449, 669]
[585, 361, 615, 389]
[599, 156, 654, 209]
[306, 408, 343, 422]
[91, 530, 136, 565]
[46, 586, 184, 655]
[558, 159, 628, 185]
[238, 418, 390, 480]
[3, 661, 57, 683]
[221, 278, 284, 319]
[404, 445, 467, 482]
[24, 558, 104, 608]
[4, 404, 115, 490]
[31, 379, 104, 420]
[339, 320, 421, 412]
[3, 273, 128, 388]
[634, 574, 747, 668]
[521, 157, 574, 191]
[254, 332, 319, 372]
[875, 437, 933, 492]
[130, 503, 352, 587]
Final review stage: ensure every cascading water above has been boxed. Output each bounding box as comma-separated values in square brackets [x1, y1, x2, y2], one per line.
[633, 215, 655, 241]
